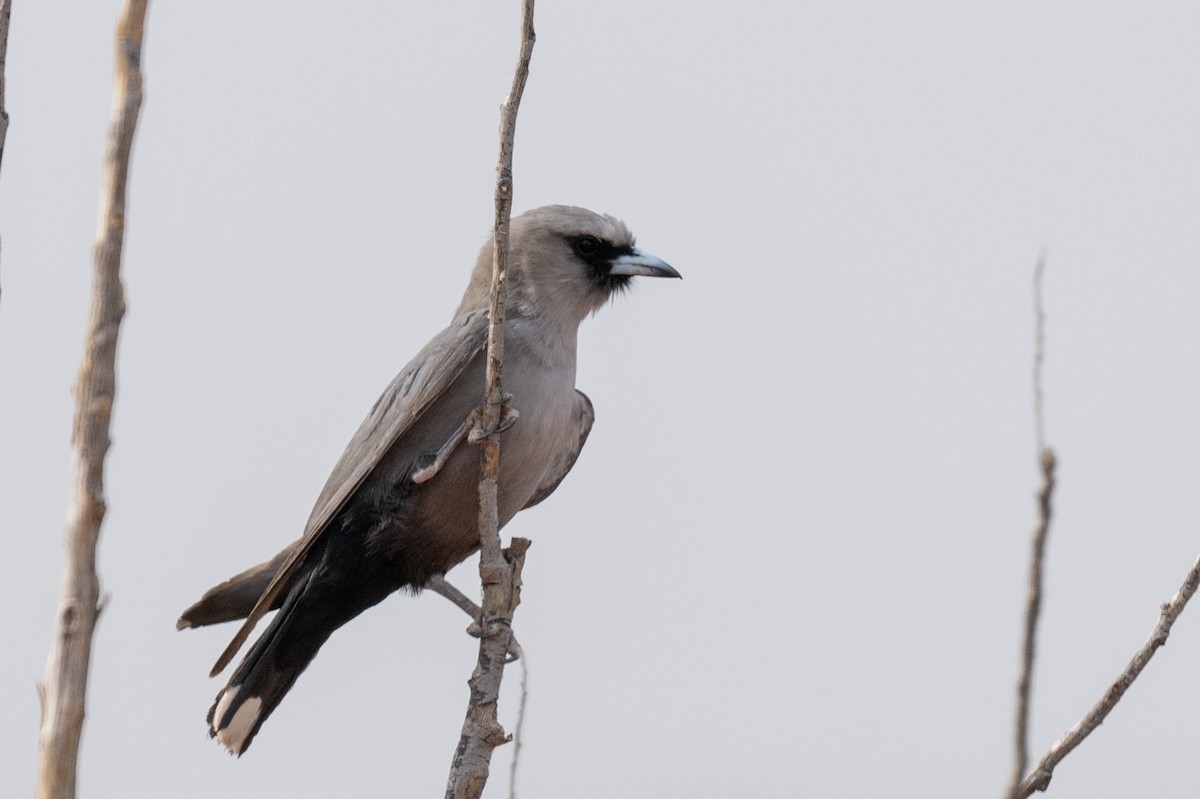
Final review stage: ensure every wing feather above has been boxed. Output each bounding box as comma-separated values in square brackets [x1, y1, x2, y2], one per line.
[209, 310, 489, 676]
[522, 390, 595, 510]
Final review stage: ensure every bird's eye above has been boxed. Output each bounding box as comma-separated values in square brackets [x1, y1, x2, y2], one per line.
[573, 236, 600, 257]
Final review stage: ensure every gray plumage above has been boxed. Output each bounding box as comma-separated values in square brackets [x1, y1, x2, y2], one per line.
[178, 205, 679, 755]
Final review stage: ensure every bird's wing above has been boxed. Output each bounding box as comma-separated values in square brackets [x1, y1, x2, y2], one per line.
[209, 309, 490, 677]
[523, 389, 595, 509]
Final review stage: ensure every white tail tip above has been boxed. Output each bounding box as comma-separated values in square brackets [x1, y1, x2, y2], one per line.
[212, 685, 263, 756]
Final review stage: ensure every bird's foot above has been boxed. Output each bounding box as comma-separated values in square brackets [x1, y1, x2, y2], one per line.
[467, 395, 520, 443]
[426, 575, 522, 662]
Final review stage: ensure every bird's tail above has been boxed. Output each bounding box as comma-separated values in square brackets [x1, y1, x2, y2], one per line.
[205, 553, 402, 755]
[177, 544, 298, 629]
[207, 570, 329, 755]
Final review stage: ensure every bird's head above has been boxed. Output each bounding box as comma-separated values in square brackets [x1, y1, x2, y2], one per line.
[456, 205, 680, 325]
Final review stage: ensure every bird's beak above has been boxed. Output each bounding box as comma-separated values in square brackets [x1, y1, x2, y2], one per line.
[610, 248, 682, 279]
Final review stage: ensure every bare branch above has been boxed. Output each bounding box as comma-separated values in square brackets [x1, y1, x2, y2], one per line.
[1032, 248, 1048, 452]
[35, 2, 148, 798]
[427, 576, 532, 795]
[444, 538, 530, 799]
[1006, 251, 1055, 799]
[0, 0, 12, 300]
[1016, 554, 1200, 797]
[444, 2, 536, 797]
[1006, 449, 1056, 799]
[507, 641, 529, 799]
[0, 0, 10, 176]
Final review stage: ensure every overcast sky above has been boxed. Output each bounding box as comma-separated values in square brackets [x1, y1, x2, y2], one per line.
[4, 2, 1200, 797]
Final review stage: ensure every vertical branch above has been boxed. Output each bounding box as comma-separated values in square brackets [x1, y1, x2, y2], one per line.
[1006, 250, 1055, 799]
[0, 0, 12, 300]
[507, 642, 529, 799]
[1008, 451, 1055, 798]
[36, 2, 148, 798]
[0, 0, 10, 176]
[445, 2, 536, 798]
[1031, 248, 1048, 453]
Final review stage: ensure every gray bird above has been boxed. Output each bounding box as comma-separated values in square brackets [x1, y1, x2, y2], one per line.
[178, 205, 680, 755]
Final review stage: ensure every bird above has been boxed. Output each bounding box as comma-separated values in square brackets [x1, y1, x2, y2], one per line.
[177, 205, 680, 755]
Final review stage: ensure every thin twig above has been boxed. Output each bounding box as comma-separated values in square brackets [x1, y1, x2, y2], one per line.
[0, 0, 10, 177]
[36, 2, 148, 798]
[0, 0, 11, 301]
[1015, 554, 1200, 797]
[444, 2, 536, 798]
[1007, 449, 1055, 799]
[1006, 250, 1054, 799]
[1032, 248, 1048, 452]
[507, 641, 528, 799]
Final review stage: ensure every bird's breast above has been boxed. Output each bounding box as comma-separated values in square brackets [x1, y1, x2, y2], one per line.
[400, 340, 578, 575]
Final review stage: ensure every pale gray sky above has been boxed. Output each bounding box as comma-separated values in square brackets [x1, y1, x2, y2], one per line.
[4, 2, 1200, 797]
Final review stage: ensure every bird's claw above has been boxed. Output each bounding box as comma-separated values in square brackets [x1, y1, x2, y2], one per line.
[467, 396, 520, 443]
[464, 620, 522, 662]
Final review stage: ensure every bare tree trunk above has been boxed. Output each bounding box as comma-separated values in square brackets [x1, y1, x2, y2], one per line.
[36, 2, 148, 797]
[444, 2, 535, 797]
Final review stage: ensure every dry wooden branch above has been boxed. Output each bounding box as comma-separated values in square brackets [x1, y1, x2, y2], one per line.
[1031, 248, 1048, 453]
[0, 0, 11, 176]
[1015, 554, 1200, 797]
[0, 0, 11, 298]
[507, 640, 529, 799]
[36, 2, 148, 797]
[427, 575, 532, 796]
[1006, 251, 1054, 799]
[1006, 449, 1055, 799]
[444, 2, 536, 797]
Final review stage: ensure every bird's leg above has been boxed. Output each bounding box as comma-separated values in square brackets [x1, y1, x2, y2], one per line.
[411, 397, 520, 485]
[426, 575, 522, 662]
[409, 416, 474, 485]
[467, 393, 520, 443]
